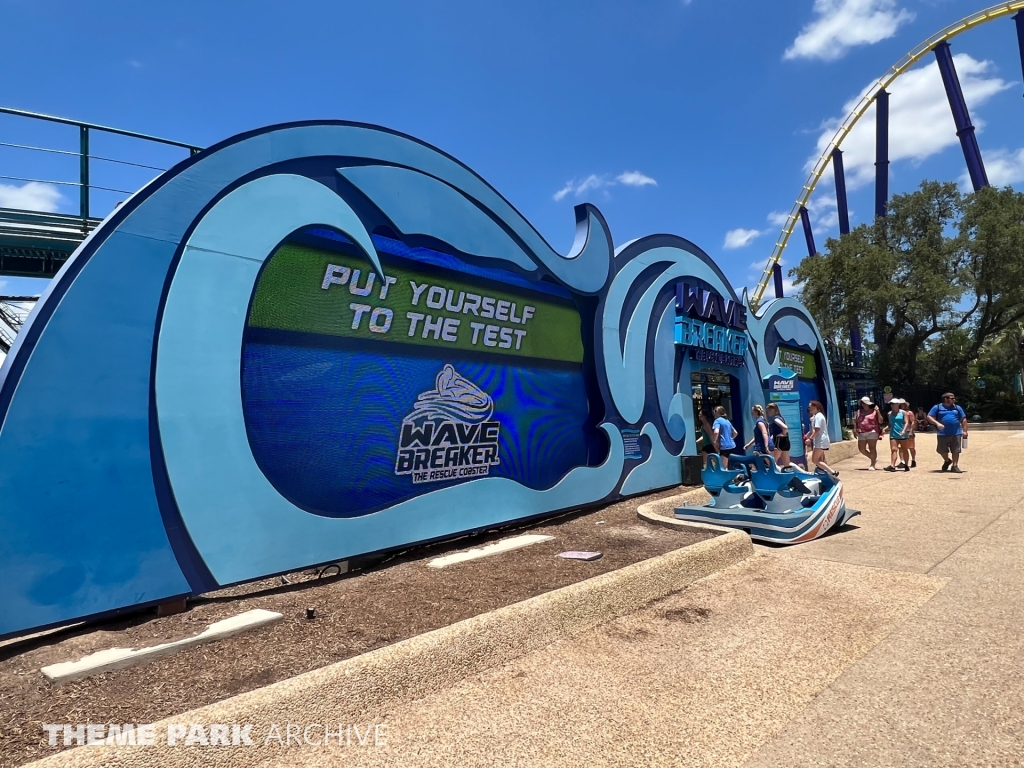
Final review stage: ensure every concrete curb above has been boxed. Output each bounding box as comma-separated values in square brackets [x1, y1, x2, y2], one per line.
[828, 439, 862, 464]
[28, 525, 752, 768]
[638, 487, 713, 520]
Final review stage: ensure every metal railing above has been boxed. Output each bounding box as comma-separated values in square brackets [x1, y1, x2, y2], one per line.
[0, 106, 201, 221]
[0, 106, 202, 279]
[824, 340, 874, 372]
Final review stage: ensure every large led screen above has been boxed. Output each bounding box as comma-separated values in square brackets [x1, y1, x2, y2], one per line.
[242, 228, 603, 518]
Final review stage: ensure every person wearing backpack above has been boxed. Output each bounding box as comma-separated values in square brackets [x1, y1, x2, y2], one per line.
[927, 392, 969, 473]
[712, 405, 739, 468]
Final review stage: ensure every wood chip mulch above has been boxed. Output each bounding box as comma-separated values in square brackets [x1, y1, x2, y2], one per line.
[0, 487, 712, 767]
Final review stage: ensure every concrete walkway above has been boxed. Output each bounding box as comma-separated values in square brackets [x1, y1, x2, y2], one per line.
[273, 432, 1024, 768]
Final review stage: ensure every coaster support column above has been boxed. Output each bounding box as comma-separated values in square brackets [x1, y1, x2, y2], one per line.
[832, 148, 851, 235]
[874, 90, 889, 218]
[934, 41, 989, 191]
[799, 205, 816, 257]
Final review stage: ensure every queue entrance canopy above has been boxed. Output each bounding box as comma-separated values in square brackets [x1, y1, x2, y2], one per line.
[0, 121, 840, 639]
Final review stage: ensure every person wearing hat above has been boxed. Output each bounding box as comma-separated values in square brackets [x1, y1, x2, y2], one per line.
[854, 395, 883, 470]
[883, 397, 911, 472]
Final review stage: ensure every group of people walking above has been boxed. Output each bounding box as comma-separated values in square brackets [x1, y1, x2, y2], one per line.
[698, 400, 838, 478]
[698, 391, 968, 478]
[855, 393, 968, 473]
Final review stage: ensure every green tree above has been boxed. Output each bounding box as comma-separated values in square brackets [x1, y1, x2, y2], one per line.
[792, 181, 1024, 388]
[962, 328, 1024, 420]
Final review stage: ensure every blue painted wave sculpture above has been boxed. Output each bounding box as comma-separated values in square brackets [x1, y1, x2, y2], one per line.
[0, 121, 838, 638]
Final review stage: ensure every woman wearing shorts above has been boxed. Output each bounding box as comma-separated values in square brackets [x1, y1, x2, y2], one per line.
[712, 406, 738, 468]
[804, 400, 838, 477]
[854, 396, 882, 470]
[766, 402, 791, 468]
[884, 398, 911, 472]
[697, 409, 717, 461]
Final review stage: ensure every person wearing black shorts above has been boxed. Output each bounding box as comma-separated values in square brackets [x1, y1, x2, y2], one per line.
[697, 409, 718, 456]
[766, 402, 791, 468]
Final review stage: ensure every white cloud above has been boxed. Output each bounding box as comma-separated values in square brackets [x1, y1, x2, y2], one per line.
[724, 228, 765, 250]
[574, 174, 607, 195]
[805, 191, 840, 229]
[745, 257, 796, 299]
[811, 54, 1012, 191]
[970, 147, 1024, 188]
[553, 182, 574, 202]
[779, 277, 798, 295]
[785, 0, 915, 62]
[616, 171, 657, 187]
[767, 210, 792, 227]
[0, 181, 63, 212]
[552, 170, 657, 201]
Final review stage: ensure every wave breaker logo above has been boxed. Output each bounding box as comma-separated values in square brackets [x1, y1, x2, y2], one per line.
[395, 365, 500, 484]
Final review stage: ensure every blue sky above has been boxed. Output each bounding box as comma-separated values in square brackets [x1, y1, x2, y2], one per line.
[3, 0, 1024, 298]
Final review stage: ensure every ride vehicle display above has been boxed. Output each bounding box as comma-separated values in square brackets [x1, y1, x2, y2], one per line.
[674, 454, 859, 544]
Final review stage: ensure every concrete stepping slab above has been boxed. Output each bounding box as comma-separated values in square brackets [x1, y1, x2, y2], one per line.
[40, 609, 283, 684]
[427, 534, 554, 568]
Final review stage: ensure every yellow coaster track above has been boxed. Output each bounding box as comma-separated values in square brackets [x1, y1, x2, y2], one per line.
[752, 1, 1024, 307]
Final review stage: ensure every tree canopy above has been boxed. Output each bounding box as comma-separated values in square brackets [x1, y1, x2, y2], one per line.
[792, 181, 1024, 397]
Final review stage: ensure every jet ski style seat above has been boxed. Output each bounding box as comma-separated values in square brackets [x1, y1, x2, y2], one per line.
[701, 453, 744, 495]
[715, 477, 757, 508]
[725, 454, 794, 500]
[760, 485, 818, 514]
[784, 474, 822, 497]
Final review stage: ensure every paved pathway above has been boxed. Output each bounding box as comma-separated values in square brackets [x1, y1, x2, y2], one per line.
[273, 431, 1024, 768]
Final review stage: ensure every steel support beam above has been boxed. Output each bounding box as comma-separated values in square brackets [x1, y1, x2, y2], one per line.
[934, 41, 989, 191]
[79, 126, 89, 221]
[832, 148, 851, 235]
[773, 263, 784, 298]
[1017, 13, 1024, 101]
[874, 90, 890, 218]
[799, 205, 816, 257]
[836, 145, 862, 365]
[850, 326, 864, 368]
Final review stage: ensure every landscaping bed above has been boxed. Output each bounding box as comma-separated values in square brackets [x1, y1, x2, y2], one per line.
[0, 487, 714, 767]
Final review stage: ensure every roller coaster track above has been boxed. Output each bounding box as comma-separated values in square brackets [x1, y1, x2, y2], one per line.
[752, 0, 1024, 307]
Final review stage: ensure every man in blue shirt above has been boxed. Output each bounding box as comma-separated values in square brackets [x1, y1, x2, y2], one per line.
[927, 392, 968, 473]
[711, 406, 738, 467]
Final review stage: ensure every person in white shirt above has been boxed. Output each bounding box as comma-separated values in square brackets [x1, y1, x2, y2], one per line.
[803, 400, 838, 477]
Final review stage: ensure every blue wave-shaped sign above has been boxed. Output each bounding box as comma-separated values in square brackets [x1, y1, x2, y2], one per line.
[0, 121, 837, 638]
